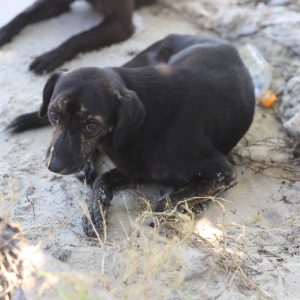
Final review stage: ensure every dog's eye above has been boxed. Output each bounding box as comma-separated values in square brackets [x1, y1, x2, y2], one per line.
[49, 111, 59, 124]
[85, 121, 99, 131]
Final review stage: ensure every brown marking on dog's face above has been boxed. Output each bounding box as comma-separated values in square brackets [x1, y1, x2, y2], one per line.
[43, 67, 143, 175]
[44, 72, 118, 174]
[94, 115, 104, 122]
[53, 96, 70, 112]
[46, 105, 113, 174]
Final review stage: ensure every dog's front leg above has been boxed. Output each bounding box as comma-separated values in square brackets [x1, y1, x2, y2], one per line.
[82, 175, 112, 237]
[30, 0, 135, 74]
[0, 0, 74, 47]
[82, 168, 130, 237]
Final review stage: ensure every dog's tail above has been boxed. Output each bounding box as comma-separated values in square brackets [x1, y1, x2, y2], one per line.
[6, 112, 50, 134]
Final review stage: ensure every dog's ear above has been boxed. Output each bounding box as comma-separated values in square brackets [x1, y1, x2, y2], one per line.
[112, 89, 145, 150]
[38, 71, 63, 118]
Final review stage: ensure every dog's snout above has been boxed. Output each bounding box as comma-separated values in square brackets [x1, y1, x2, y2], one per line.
[47, 156, 64, 174]
[46, 134, 83, 175]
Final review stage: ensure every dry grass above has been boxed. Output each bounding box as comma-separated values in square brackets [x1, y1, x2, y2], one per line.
[77, 194, 274, 300]
[109, 206, 195, 300]
[199, 198, 276, 299]
[77, 190, 195, 299]
[152, 197, 274, 299]
[0, 182, 276, 300]
[0, 218, 24, 300]
[232, 137, 299, 182]
[0, 181, 24, 300]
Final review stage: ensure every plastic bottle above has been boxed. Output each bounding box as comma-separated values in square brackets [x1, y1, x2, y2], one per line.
[238, 44, 273, 99]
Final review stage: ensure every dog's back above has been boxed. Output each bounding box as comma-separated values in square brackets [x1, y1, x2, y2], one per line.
[105, 35, 255, 184]
[6, 34, 255, 186]
[122, 35, 255, 157]
[169, 38, 255, 154]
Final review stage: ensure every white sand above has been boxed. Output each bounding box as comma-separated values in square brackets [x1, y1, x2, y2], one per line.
[1, 1, 300, 299]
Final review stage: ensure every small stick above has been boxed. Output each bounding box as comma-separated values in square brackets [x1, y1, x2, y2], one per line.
[26, 195, 35, 217]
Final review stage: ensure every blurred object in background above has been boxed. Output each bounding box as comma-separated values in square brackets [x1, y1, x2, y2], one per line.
[238, 44, 272, 99]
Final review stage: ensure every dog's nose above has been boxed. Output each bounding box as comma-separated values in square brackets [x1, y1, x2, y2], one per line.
[47, 156, 64, 174]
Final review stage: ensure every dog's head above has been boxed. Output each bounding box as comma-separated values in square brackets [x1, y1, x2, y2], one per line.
[40, 68, 145, 175]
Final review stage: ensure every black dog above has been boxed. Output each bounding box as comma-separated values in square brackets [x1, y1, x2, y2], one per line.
[0, 0, 156, 74]
[7, 34, 255, 237]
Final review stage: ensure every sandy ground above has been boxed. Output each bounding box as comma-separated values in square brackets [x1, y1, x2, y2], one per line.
[1, 1, 300, 299]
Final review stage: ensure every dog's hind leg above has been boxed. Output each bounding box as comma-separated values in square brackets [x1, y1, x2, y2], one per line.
[123, 39, 168, 68]
[30, 0, 135, 74]
[155, 155, 237, 214]
[82, 168, 131, 237]
[156, 172, 237, 214]
[0, 0, 75, 47]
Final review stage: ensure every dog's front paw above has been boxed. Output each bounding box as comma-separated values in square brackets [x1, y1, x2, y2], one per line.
[82, 213, 105, 238]
[0, 26, 15, 47]
[82, 200, 108, 238]
[29, 49, 64, 74]
[76, 161, 97, 185]
[81, 183, 112, 237]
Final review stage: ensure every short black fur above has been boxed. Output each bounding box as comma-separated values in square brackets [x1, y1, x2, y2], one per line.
[7, 34, 255, 236]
